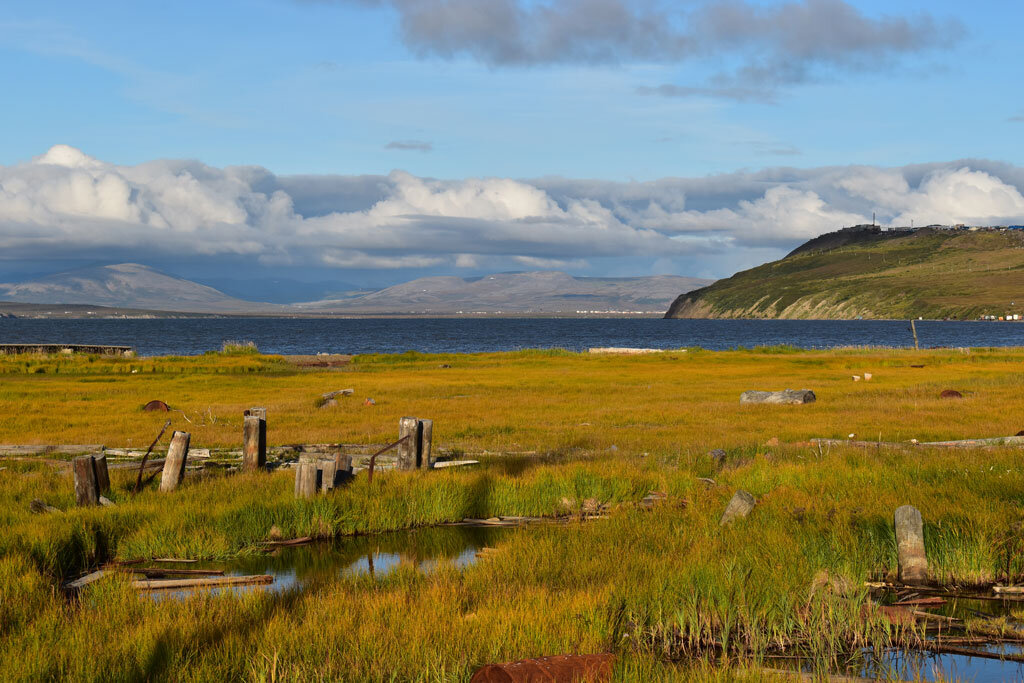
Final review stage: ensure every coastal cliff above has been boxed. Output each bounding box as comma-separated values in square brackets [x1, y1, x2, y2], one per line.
[666, 227, 1024, 320]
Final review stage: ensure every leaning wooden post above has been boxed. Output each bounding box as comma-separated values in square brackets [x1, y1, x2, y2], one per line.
[92, 453, 110, 495]
[242, 414, 267, 471]
[334, 452, 352, 476]
[910, 319, 919, 350]
[418, 419, 433, 469]
[159, 431, 191, 493]
[895, 505, 928, 585]
[295, 462, 318, 499]
[72, 455, 99, 506]
[397, 417, 420, 470]
[245, 406, 267, 421]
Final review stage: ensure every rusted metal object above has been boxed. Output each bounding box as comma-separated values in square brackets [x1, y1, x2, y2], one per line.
[470, 654, 614, 682]
[143, 400, 170, 412]
[367, 434, 411, 484]
[134, 420, 172, 494]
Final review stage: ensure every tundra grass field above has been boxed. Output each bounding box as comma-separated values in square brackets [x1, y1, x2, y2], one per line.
[2, 346, 1024, 681]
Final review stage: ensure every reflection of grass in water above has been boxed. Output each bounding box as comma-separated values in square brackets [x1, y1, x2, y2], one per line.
[229, 526, 512, 581]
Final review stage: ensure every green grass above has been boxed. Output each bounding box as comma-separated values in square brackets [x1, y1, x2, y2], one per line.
[2, 349, 1024, 680]
[668, 228, 1024, 320]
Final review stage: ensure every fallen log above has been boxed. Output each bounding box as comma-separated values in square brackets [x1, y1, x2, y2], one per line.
[921, 643, 1024, 664]
[263, 536, 313, 547]
[813, 435, 1024, 449]
[740, 389, 815, 405]
[993, 585, 1024, 594]
[132, 575, 273, 591]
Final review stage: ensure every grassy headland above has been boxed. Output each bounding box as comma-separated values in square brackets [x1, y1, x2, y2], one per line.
[666, 227, 1024, 320]
[2, 348, 1024, 680]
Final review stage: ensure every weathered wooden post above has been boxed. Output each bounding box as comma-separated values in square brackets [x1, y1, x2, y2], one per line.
[319, 458, 337, 492]
[895, 505, 928, 585]
[397, 417, 420, 470]
[295, 462, 319, 499]
[93, 453, 110, 495]
[418, 419, 433, 469]
[334, 452, 352, 475]
[159, 431, 191, 493]
[72, 455, 99, 506]
[242, 414, 267, 472]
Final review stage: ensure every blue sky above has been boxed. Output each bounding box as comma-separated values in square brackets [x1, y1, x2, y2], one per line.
[1, 0, 1023, 295]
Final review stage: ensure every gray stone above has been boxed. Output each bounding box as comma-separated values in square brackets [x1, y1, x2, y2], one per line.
[720, 490, 756, 525]
[740, 389, 816, 405]
[708, 449, 727, 467]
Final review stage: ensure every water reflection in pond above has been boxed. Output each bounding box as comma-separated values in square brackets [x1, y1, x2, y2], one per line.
[157, 525, 516, 599]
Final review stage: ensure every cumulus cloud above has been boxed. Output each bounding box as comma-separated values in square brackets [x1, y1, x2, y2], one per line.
[4, 145, 1024, 278]
[324, 0, 961, 98]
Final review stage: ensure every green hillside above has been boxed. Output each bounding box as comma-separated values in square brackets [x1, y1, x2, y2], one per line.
[665, 227, 1024, 320]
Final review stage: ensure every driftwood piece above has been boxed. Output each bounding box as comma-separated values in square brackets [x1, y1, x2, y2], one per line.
[740, 390, 816, 405]
[159, 431, 191, 493]
[720, 490, 756, 525]
[432, 460, 479, 469]
[397, 417, 420, 470]
[242, 414, 267, 472]
[72, 455, 99, 506]
[993, 585, 1024, 594]
[895, 505, 928, 585]
[151, 558, 198, 564]
[66, 570, 108, 590]
[132, 575, 273, 591]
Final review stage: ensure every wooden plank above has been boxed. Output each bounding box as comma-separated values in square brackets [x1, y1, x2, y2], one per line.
[0, 444, 104, 456]
[418, 419, 433, 469]
[993, 585, 1024, 594]
[72, 455, 99, 506]
[131, 575, 273, 591]
[397, 417, 419, 470]
[93, 454, 110, 495]
[159, 431, 190, 492]
[151, 558, 198, 564]
[66, 569, 108, 590]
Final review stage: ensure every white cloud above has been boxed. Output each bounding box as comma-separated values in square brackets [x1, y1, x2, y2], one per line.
[4, 146, 1024, 278]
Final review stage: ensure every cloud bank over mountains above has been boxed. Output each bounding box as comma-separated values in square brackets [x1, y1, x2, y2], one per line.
[3, 145, 1024, 278]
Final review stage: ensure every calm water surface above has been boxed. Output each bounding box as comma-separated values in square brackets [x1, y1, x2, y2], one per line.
[4, 318, 1024, 355]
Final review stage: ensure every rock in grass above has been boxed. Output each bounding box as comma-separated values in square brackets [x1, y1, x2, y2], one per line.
[939, 389, 963, 399]
[740, 389, 816, 405]
[708, 449, 727, 468]
[720, 490, 756, 525]
[29, 499, 61, 514]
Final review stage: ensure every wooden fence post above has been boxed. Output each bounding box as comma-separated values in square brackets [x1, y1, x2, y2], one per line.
[242, 414, 267, 471]
[93, 453, 110, 495]
[73, 455, 99, 506]
[319, 458, 337, 492]
[418, 419, 433, 469]
[334, 452, 352, 475]
[159, 431, 191, 493]
[397, 417, 420, 470]
[295, 462, 319, 499]
[895, 505, 928, 585]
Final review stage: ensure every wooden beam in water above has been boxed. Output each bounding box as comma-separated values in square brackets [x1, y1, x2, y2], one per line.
[132, 575, 273, 591]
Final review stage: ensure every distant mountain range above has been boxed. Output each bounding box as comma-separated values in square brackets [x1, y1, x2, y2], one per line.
[0, 264, 710, 316]
[0, 264, 282, 313]
[296, 272, 711, 314]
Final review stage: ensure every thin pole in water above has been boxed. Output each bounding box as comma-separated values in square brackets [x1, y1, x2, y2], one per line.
[910, 319, 919, 350]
